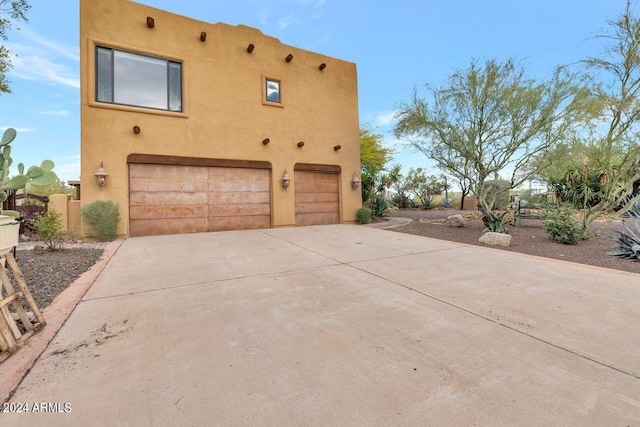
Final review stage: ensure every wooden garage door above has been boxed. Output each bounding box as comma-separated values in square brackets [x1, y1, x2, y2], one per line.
[294, 170, 340, 226]
[129, 163, 271, 237]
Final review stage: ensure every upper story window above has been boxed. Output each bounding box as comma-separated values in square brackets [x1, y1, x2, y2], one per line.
[96, 46, 182, 112]
[265, 78, 280, 103]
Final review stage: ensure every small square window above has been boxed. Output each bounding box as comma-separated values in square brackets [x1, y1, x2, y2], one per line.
[265, 78, 280, 103]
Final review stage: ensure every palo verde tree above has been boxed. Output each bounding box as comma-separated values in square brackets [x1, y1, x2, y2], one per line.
[394, 57, 588, 227]
[360, 126, 393, 205]
[0, 0, 30, 94]
[570, 0, 640, 237]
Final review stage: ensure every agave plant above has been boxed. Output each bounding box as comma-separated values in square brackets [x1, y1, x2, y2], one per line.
[607, 203, 640, 261]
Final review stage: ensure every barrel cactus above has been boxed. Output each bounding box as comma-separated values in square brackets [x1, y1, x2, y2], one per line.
[0, 127, 58, 217]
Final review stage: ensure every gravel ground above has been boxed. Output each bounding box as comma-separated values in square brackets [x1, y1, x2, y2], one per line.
[388, 209, 640, 275]
[12, 248, 105, 309]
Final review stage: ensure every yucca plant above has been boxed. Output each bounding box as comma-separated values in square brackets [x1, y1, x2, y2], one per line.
[607, 202, 640, 261]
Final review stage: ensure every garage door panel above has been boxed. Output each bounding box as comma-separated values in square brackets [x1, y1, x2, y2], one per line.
[295, 212, 340, 227]
[209, 204, 271, 217]
[295, 192, 339, 204]
[209, 215, 271, 232]
[130, 164, 208, 180]
[295, 202, 341, 215]
[130, 218, 208, 236]
[208, 192, 270, 205]
[208, 167, 268, 180]
[295, 181, 338, 193]
[130, 191, 208, 206]
[294, 170, 340, 226]
[208, 179, 270, 193]
[130, 179, 209, 193]
[130, 163, 271, 236]
[130, 205, 208, 220]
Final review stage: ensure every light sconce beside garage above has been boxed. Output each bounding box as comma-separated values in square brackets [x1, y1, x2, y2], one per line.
[319, 63, 327, 70]
[146, 16, 155, 28]
[247, 43, 255, 53]
[95, 162, 109, 190]
[297, 141, 305, 148]
[351, 172, 361, 190]
[286, 54, 294, 63]
[281, 169, 291, 189]
[262, 138, 270, 145]
[133, 125, 141, 134]
[200, 32, 207, 42]
[333, 145, 341, 151]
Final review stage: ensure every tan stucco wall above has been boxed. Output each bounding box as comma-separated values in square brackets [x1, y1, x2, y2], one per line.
[68, 200, 82, 238]
[48, 194, 70, 231]
[80, 0, 361, 237]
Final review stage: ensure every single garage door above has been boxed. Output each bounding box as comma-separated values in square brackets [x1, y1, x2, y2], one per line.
[294, 164, 340, 226]
[129, 156, 271, 237]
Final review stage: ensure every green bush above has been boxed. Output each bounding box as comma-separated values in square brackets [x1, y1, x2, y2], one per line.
[35, 209, 65, 251]
[357, 207, 372, 224]
[82, 200, 120, 241]
[543, 205, 582, 245]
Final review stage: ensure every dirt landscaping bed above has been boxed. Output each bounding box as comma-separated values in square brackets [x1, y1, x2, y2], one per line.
[13, 248, 105, 309]
[388, 209, 640, 275]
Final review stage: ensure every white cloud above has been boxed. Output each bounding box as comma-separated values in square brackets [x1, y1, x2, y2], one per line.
[36, 109, 70, 116]
[11, 54, 79, 88]
[18, 28, 79, 62]
[376, 111, 398, 126]
[277, 14, 297, 30]
[7, 28, 79, 89]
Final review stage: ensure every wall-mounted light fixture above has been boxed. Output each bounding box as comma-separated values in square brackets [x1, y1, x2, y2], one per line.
[351, 172, 361, 190]
[297, 141, 305, 148]
[262, 138, 270, 145]
[146, 16, 155, 28]
[319, 63, 327, 70]
[95, 161, 109, 190]
[247, 43, 255, 53]
[282, 169, 291, 189]
[333, 145, 341, 151]
[133, 125, 141, 134]
[200, 32, 207, 42]
[286, 54, 294, 63]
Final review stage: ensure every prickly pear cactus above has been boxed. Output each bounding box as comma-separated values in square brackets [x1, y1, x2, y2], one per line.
[0, 128, 59, 217]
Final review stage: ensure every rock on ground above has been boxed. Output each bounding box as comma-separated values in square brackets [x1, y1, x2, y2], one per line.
[446, 215, 466, 227]
[479, 232, 512, 247]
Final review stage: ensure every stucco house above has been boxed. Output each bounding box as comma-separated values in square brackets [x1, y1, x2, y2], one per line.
[80, 0, 361, 237]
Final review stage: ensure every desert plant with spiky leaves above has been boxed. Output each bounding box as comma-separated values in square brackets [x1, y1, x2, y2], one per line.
[607, 202, 640, 261]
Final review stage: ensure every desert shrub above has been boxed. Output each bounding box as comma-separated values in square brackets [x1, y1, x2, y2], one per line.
[34, 209, 65, 251]
[441, 198, 452, 208]
[543, 204, 581, 245]
[422, 199, 433, 210]
[357, 207, 372, 224]
[82, 200, 120, 241]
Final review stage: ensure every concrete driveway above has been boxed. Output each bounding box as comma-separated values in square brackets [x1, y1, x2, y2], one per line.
[2, 225, 639, 426]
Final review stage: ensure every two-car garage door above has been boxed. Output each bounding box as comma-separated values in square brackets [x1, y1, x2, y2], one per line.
[129, 158, 271, 237]
[128, 156, 341, 237]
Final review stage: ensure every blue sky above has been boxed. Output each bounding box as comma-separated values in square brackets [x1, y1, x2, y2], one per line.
[0, 0, 623, 183]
